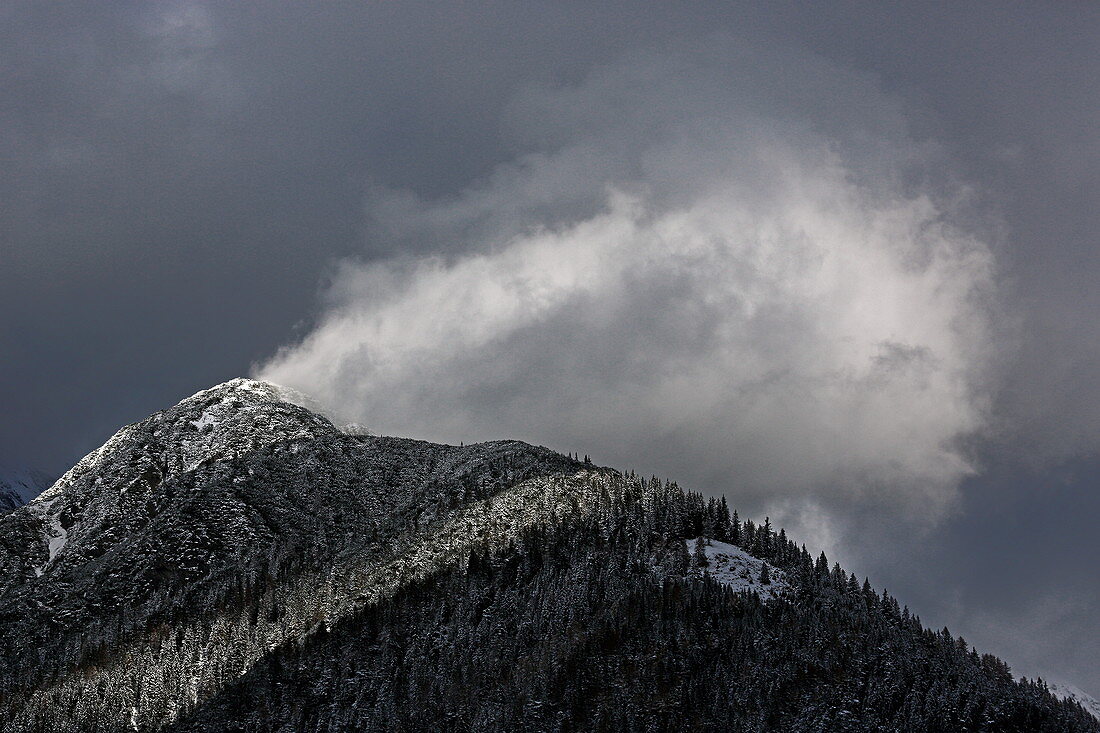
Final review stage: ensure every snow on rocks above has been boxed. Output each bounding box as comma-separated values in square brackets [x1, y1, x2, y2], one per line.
[170, 379, 336, 472]
[27, 497, 68, 576]
[190, 409, 221, 431]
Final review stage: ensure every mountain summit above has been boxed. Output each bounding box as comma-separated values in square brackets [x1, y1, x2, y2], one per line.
[0, 380, 1095, 731]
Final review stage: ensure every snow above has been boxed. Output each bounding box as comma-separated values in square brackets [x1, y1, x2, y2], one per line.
[0, 466, 53, 506]
[190, 410, 221, 430]
[176, 383, 324, 471]
[183, 378, 279, 405]
[27, 497, 68, 576]
[182, 378, 321, 413]
[47, 509, 69, 562]
[1050, 681, 1100, 721]
[684, 537, 788, 600]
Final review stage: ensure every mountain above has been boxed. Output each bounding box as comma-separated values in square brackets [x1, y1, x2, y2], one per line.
[0, 467, 52, 515]
[0, 378, 1096, 732]
[1052, 683, 1100, 722]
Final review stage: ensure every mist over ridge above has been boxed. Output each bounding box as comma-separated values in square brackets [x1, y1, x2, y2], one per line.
[258, 38, 1001, 545]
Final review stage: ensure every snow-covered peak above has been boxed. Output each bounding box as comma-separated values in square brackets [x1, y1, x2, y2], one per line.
[184, 377, 329, 419]
[34, 378, 335, 500]
[3, 379, 341, 584]
[182, 378, 288, 405]
[1051, 682, 1100, 721]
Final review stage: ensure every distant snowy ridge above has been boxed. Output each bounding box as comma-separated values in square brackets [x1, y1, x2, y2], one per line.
[1052, 682, 1100, 721]
[0, 467, 53, 514]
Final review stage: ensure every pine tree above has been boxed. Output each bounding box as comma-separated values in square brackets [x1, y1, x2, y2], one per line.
[759, 562, 771, 586]
[693, 537, 709, 568]
[718, 497, 731, 541]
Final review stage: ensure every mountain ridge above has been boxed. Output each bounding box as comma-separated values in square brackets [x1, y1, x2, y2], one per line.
[0, 379, 593, 730]
[0, 379, 1095, 731]
[1052, 683, 1100, 722]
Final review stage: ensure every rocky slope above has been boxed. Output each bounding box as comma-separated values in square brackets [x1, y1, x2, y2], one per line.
[0, 379, 1095, 732]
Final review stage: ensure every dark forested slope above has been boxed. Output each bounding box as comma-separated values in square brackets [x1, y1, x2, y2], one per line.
[0, 379, 1094, 732]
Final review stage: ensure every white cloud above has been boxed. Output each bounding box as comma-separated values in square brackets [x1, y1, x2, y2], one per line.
[258, 38, 999, 522]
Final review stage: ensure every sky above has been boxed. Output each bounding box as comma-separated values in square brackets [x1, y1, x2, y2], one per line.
[2, 1, 1098, 693]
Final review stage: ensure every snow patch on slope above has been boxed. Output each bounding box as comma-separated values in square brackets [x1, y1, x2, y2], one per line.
[1050, 682, 1100, 721]
[686, 537, 788, 600]
[27, 497, 68, 576]
[190, 410, 221, 431]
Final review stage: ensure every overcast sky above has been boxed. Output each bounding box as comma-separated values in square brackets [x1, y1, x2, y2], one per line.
[3, 1, 1098, 694]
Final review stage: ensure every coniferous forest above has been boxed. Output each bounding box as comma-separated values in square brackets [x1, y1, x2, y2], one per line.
[0, 380, 1095, 732]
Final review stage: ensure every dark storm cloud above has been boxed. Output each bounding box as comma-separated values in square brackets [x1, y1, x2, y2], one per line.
[0, 1, 728, 472]
[3, 0, 1099, 695]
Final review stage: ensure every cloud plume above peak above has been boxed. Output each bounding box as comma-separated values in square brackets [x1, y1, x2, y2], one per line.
[257, 38, 999, 523]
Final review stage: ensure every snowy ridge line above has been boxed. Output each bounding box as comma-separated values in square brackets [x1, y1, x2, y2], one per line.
[182, 378, 277, 404]
[6, 468, 623, 731]
[31, 423, 137, 506]
[183, 377, 324, 416]
[336, 469, 614, 610]
[1051, 682, 1100, 722]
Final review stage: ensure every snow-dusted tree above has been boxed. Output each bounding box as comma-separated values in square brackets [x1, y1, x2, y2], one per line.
[693, 536, 709, 568]
[759, 561, 771, 586]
